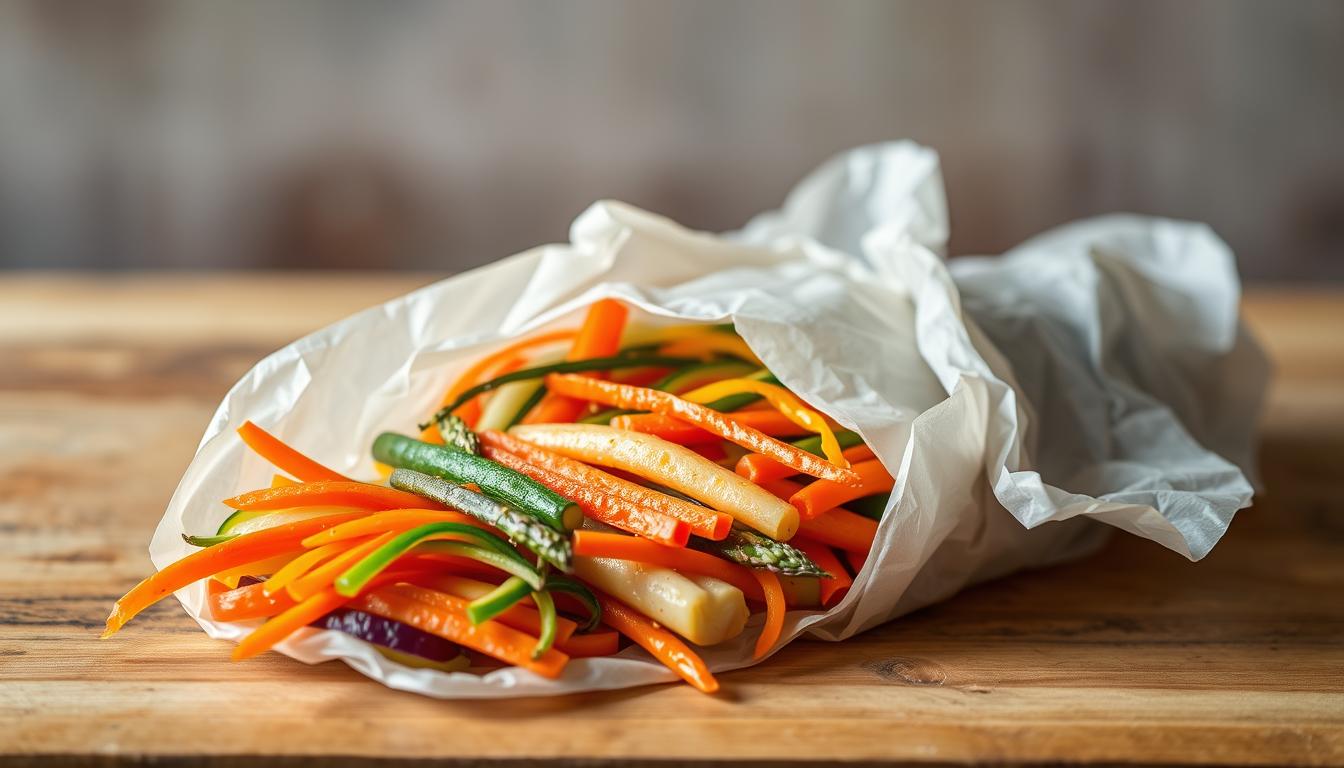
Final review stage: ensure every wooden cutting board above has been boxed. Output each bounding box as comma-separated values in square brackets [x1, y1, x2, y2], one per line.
[2, 275, 1341, 767]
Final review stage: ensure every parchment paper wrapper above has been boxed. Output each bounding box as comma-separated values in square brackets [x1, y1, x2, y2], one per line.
[150, 141, 1267, 697]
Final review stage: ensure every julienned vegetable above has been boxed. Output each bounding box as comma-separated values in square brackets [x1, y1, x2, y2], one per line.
[422, 354, 699, 429]
[387, 468, 574, 572]
[541, 374, 862, 485]
[104, 302, 892, 695]
[372, 432, 582, 531]
[507, 423, 800, 540]
[573, 553, 748, 647]
[480, 429, 732, 540]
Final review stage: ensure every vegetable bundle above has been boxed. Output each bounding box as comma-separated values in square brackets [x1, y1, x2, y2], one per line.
[104, 299, 892, 694]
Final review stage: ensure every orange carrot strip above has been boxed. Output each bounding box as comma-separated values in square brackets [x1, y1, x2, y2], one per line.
[480, 429, 730, 539]
[223, 481, 445, 513]
[845, 548, 868, 574]
[102, 511, 367, 637]
[420, 330, 580, 441]
[799, 507, 879, 554]
[237, 421, 350, 482]
[231, 587, 350, 660]
[286, 532, 398, 601]
[300, 509, 483, 548]
[571, 531, 763, 601]
[612, 411, 812, 444]
[356, 583, 569, 679]
[209, 580, 298, 623]
[481, 445, 689, 547]
[264, 538, 368, 596]
[751, 569, 786, 659]
[736, 444, 876, 484]
[596, 592, 718, 693]
[556, 629, 620, 658]
[270, 474, 299, 488]
[790, 537, 853, 607]
[789, 459, 894, 520]
[527, 299, 630, 424]
[543, 374, 861, 485]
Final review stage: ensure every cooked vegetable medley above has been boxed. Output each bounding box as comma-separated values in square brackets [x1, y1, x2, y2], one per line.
[103, 299, 893, 693]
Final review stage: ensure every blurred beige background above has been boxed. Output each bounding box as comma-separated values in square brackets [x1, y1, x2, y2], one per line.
[0, 0, 1340, 279]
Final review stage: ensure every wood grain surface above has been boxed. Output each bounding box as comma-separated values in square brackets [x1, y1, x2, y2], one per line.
[2, 274, 1341, 767]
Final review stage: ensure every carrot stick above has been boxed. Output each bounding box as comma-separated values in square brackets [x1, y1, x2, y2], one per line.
[286, 532, 397, 601]
[481, 445, 689, 546]
[223, 481, 445, 513]
[788, 459, 894, 520]
[556, 629, 620, 658]
[543, 374, 861, 485]
[799, 508, 878, 554]
[790, 537, 853, 607]
[300, 509, 483, 548]
[612, 411, 813, 444]
[751, 569, 786, 659]
[231, 587, 350, 660]
[480, 429, 730, 539]
[527, 299, 629, 424]
[845, 548, 868, 574]
[759, 478, 876, 551]
[209, 580, 298, 623]
[102, 511, 367, 637]
[237, 421, 351, 483]
[264, 538, 367, 596]
[596, 592, 718, 693]
[356, 583, 570, 679]
[571, 531, 763, 601]
[736, 444, 876, 484]
[421, 329, 580, 441]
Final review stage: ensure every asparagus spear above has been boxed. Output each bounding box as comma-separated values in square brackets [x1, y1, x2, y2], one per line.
[389, 468, 573, 573]
[692, 527, 829, 578]
[436, 413, 481, 455]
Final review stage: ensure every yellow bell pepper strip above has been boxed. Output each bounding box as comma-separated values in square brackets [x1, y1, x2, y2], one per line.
[355, 583, 570, 679]
[680, 379, 848, 468]
[237, 420, 351, 482]
[595, 591, 719, 694]
[102, 511, 367, 638]
[508, 423, 799, 540]
[540, 375, 861, 486]
[787, 459, 895, 521]
[751, 569, 786, 660]
[526, 298, 631, 424]
[223, 481, 446, 513]
[657, 332, 761, 365]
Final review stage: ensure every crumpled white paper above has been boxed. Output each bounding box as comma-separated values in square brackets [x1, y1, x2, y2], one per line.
[150, 141, 1266, 697]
